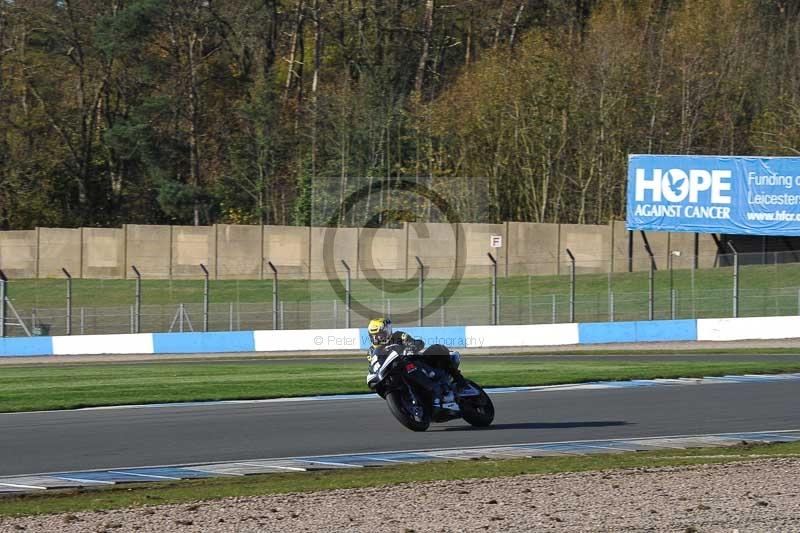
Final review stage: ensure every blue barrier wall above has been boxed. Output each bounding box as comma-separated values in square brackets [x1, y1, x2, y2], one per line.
[2, 315, 790, 357]
[0, 336, 53, 357]
[578, 319, 697, 344]
[152, 332, 255, 354]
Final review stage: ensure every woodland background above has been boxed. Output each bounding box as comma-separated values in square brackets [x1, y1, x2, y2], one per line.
[1, 0, 800, 230]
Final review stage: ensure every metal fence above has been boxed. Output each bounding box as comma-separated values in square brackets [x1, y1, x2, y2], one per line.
[4, 250, 800, 337]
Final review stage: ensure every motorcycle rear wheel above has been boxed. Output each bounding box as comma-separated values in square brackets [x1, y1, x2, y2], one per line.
[386, 389, 430, 432]
[460, 381, 495, 427]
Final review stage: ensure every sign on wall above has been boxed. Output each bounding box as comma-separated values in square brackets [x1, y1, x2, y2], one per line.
[627, 155, 800, 235]
[489, 234, 503, 248]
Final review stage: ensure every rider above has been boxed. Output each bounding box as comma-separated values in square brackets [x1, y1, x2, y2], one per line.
[367, 318, 466, 406]
[367, 317, 423, 356]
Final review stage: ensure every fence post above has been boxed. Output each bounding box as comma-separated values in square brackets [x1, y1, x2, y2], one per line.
[341, 260, 351, 328]
[528, 277, 532, 323]
[267, 261, 278, 330]
[648, 256, 655, 320]
[728, 241, 739, 318]
[131, 265, 141, 333]
[640, 237, 655, 321]
[551, 294, 556, 324]
[565, 249, 576, 323]
[200, 264, 209, 332]
[497, 294, 501, 323]
[415, 256, 424, 326]
[62, 268, 72, 335]
[609, 292, 615, 322]
[0, 270, 6, 338]
[488, 252, 498, 325]
[671, 289, 677, 320]
[668, 250, 681, 320]
[333, 299, 338, 328]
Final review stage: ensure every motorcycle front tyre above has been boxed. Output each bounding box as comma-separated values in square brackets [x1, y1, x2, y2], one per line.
[460, 381, 495, 427]
[386, 389, 430, 432]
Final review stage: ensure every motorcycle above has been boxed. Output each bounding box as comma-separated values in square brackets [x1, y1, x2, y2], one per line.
[367, 343, 494, 432]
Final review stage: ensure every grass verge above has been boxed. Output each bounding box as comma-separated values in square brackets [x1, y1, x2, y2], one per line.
[2, 358, 800, 412]
[1, 441, 798, 518]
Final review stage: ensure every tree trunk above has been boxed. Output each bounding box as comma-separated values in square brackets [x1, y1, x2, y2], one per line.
[262, 0, 278, 77]
[284, 0, 305, 101]
[311, 0, 321, 179]
[188, 27, 202, 226]
[493, 1, 507, 50]
[414, 0, 434, 95]
[0, 4, 6, 228]
[508, 2, 525, 49]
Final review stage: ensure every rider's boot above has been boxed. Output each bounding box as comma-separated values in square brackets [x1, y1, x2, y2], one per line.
[433, 384, 458, 410]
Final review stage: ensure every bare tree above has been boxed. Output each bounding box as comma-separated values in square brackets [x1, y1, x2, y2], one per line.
[414, 0, 434, 95]
[284, 0, 305, 102]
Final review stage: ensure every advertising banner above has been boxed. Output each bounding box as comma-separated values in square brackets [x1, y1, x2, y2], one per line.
[627, 155, 800, 235]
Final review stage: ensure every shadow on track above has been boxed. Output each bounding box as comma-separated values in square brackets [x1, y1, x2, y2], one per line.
[437, 420, 631, 432]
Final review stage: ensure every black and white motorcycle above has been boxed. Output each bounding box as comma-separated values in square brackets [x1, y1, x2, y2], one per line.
[367, 343, 494, 432]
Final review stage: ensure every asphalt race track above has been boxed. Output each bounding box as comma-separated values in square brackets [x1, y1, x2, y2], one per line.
[2, 377, 799, 477]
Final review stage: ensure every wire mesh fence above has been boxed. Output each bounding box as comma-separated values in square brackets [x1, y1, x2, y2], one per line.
[4, 250, 800, 337]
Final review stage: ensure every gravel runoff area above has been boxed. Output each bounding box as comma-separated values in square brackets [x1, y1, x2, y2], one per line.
[4, 338, 800, 365]
[2, 458, 798, 532]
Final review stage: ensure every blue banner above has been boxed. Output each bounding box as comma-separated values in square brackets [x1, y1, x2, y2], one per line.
[627, 155, 800, 235]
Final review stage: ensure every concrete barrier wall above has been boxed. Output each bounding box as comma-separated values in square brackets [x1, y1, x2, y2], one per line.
[82, 228, 124, 279]
[358, 226, 406, 279]
[309, 227, 358, 279]
[559, 223, 612, 274]
[4, 314, 800, 357]
[610, 220, 629, 274]
[0, 222, 735, 280]
[38, 228, 82, 278]
[0, 230, 37, 278]
[125, 225, 171, 278]
[457, 223, 505, 277]
[264, 225, 310, 279]
[216, 224, 262, 279]
[407, 223, 459, 279]
[506, 222, 559, 276]
[172, 226, 215, 279]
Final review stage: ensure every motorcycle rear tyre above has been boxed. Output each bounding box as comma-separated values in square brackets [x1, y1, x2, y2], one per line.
[386, 390, 430, 432]
[460, 381, 494, 427]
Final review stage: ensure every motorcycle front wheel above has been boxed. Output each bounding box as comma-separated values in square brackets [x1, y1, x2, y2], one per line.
[386, 389, 430, 432]
[460, 381, 495, 427]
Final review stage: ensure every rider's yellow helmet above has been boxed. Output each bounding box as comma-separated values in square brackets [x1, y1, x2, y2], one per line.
[368, 318, 392, 346]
